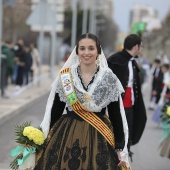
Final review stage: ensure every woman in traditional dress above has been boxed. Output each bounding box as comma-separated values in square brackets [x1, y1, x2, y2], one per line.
[33, 33, 131, 170]
[152, 64, 170, 124]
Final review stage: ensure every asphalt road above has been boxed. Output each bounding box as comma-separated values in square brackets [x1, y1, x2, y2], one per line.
[0, 83, 170, 170]
[0, 94, 47, 170]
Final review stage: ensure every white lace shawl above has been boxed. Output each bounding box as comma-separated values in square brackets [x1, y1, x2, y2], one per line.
[40, 47, 130, 167]
[56, 65, 123, 112]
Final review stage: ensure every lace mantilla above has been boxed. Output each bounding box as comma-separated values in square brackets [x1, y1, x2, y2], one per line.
[55, 65, 124, 112]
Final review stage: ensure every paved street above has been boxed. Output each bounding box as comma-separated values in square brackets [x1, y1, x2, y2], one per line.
[0, 94, 47, 170]
[0, 78, 170, 170]
[130, 81, 170, 170]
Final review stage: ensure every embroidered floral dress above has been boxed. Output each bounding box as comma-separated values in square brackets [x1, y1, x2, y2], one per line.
[34, 66, 125, 170]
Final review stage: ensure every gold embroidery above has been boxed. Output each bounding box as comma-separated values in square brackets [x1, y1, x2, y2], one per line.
[82, 93, 91, 102]
[82, 93, 91, 108]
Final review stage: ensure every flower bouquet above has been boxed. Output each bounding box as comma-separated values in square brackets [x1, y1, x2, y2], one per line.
[159, 103, 170, 158]
[10, 122, 46, 170]
[161, 102, 170, 122]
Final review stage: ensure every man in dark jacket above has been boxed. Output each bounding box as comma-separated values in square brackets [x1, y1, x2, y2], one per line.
[107, 34, 147, 161]
[14, 42, 26, 87]
[23, 45, 33, 85]
[149, 59, 163, 110]
[1, 41, 14, 97]
[2, 41, 15, 85]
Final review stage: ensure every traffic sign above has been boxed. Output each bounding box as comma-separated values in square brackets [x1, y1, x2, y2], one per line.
[26, 0, 56, 31]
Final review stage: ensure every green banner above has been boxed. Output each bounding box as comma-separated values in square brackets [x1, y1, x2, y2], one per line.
[131, 22, 146, 34]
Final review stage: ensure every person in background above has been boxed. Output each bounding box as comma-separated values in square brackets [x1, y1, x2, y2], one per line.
[2, 40, 14, 86]
[157, 51, 169, 65]
[23, 44, 33, 85]
[30, 43, 39, 82]
[3, 40, 15, 85]
[152, 64, 170, 124]
[149, 59, 163, 110]
[13, 40, 26, 90]
[7, 40, 15, 84]
[1, 40, 14, 98]
[107, 34, 147, 161]
[158, 65, 170, 160]
[1, 42, 8, 98]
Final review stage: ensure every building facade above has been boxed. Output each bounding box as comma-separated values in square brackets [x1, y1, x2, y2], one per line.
[64, 0, 114, 20]
[130, 4, 162, 32]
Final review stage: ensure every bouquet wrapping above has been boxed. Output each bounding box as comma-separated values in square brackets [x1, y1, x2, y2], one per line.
[10, 122, 46, 170]
[159, 103, 170, 158]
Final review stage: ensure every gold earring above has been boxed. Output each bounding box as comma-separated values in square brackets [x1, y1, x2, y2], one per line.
[96, 57, 100, 65]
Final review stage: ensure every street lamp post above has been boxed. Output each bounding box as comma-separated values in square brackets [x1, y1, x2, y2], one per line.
[71, 0, 78, 49]
[82, 0, 88, 34]
[0, 0, 3, 95]
[89, 0, 96, 34]
[37, 0, 46, 86]
[50, 24, 56, 78]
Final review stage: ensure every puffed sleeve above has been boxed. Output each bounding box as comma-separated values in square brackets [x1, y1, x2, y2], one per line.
[107, 99, 125, 150]
[50, 93, 66, 129]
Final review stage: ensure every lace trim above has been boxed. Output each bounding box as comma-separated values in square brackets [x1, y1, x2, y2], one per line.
[55, 66, 124, 112]
[77, 64, 99, 90]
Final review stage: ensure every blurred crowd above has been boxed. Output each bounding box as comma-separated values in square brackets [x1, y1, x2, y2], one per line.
[143, 51, 170, 159]
[135, 49, 170, 159]
[149, 52, 170, 112]
[0, 39, 39, 98]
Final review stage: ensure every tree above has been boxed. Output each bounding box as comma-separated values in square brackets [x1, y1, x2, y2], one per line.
[96, 14, 118, 55]
[2, 2, 38, 43]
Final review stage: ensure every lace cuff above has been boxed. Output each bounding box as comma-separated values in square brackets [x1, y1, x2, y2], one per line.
[120, 148, 130, 168]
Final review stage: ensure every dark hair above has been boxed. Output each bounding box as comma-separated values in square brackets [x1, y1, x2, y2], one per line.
[5, 40, 13, 44]
[162, 63, 170, 70]
[154, 59, 161, 64]
[30, 42, 37, 48]
[76, 33, 101, 54]
[124, 34, 142, 50]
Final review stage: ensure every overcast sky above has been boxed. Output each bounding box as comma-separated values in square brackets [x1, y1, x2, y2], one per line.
[113, 0, 170, 33]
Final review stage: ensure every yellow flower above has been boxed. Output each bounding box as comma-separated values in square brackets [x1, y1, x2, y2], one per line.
[23, 126, 34, 136]
[166, 106, 170, 116]
[23, 126, 45, 145]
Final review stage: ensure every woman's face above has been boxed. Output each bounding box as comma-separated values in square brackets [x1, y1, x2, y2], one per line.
[77, 38, 98, 66]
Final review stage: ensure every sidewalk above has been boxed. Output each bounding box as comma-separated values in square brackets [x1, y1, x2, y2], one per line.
[0, 63, 63, 125]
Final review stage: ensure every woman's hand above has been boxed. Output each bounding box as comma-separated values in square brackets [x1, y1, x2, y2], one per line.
[152, 90, 157, 96]
[117, 151, 126, 167]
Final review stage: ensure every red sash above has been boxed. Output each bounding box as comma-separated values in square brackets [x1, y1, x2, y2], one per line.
[123, 87, 132, 108]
